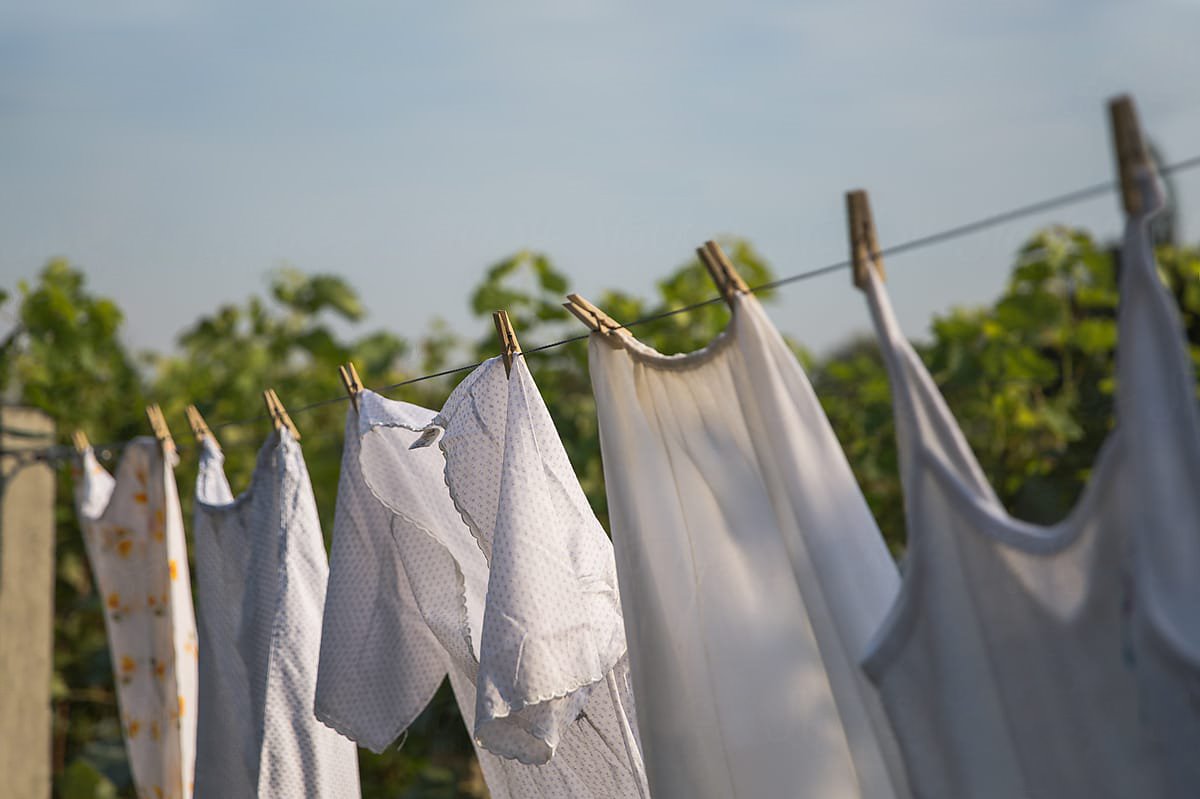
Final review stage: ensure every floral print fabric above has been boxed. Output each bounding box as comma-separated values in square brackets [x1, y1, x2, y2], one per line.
[74, 438, 198, 799]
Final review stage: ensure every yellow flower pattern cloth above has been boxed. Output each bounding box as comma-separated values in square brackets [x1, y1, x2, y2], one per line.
[74, 438, 198, 799]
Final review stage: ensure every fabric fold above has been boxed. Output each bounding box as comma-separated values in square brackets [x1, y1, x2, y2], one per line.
[73, 438, 198, 799]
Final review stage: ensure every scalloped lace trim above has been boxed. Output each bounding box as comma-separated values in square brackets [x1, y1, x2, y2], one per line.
[314, 700, 416, 757]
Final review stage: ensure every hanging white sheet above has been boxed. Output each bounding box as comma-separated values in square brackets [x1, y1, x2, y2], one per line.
[587, 292, 910, 799]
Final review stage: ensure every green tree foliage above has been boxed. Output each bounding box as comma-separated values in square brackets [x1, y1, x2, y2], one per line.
[2, 228, 1198, 797]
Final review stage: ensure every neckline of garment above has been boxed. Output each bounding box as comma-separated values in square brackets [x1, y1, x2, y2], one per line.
[598, 292, 748, 371]
[193, 432, 287, 514]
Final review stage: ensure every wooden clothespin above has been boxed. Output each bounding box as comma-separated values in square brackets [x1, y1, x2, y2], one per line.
[492, 310, 521, 378]
[185, 404, 219, 452]
[563, 293, 630, 339]
[338, 362, 363, 411]
[1108, 94, 1151, 216]
[262, 388, 301, 440]
[846, 189, 886, 290]
[696, 240, 750, 307]
[72, 429, 90, 455]
[145, 404, 176, 456]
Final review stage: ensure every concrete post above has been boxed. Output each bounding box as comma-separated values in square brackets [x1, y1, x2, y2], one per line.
[0, 407, 56, 798]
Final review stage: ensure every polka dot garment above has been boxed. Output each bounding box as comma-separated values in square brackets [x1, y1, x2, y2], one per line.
[192, 432, 361, 798]
[315, 360, 648, 799]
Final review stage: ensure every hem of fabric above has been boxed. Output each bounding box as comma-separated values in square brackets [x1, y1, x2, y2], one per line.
[433, 431, 494, 568]
[920, 433, 1122, 555]
[313, 702, 407, 756]
[468, 662, 624, 763]
[473, 722, 557, 766]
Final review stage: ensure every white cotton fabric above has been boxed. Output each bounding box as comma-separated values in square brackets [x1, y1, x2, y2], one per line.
[587, 293, 911, 799]
[858, 169, 1200, 798]
[315, 358, 649, 799]
[74, 438, 198, 799]
[191, 431, 360, 799]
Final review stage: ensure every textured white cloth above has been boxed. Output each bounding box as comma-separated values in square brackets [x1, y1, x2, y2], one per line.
[587, 293, 910, 799]
[192, 431, 360, 799]
[74, 438, 198, 799]
[858, 169, 1200, 798]
[315, 357, 648, 798]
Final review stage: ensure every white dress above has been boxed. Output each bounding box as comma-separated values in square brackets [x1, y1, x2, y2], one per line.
[587, 293, 911, 799]
[74, 438, 198, 799]
[191, 431, 361, 799]
[315, 356, 648, 799]
[858, 169, 1200, 798]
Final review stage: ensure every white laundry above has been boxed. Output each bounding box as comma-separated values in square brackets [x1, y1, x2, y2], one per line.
[74, 438, 198, 799]
[858, 168, 1200, 798]
[586, 293, 911, 799]
[191, 431, 360, 799]
[315, 357, 648, 799]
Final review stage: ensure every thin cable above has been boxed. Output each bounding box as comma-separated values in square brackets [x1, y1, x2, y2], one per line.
[8, 377, 1127, 471]
[26, 154, 1200, 464]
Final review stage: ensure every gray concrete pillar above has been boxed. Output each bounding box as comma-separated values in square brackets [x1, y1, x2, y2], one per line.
[0, 407, 56, 798]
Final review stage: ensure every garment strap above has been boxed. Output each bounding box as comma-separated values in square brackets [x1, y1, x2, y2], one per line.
[861, 267, 997, 504]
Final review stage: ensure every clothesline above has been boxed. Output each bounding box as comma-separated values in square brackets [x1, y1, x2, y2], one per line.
[52, 374, 1131, 479]
[13, 152, 1200, 467]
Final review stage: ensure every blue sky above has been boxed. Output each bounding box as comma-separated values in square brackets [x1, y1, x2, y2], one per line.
[3, 0, 1199, 358]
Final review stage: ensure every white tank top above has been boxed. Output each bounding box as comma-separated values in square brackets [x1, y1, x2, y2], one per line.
[859, 169, 1200, 798]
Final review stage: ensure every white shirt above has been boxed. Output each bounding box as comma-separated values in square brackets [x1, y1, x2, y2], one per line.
[316, 357, 648, 799]
[74, 438, 198, 799]
[587, 293, 910, 799]
[192, 431, 360, 799]
[858, 169, 1200, 798]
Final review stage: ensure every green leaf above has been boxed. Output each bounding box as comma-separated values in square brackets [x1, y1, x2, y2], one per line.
[59, 759, 118, 799]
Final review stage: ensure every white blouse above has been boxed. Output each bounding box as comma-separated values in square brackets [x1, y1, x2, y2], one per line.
[316, 357, 648, 799]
